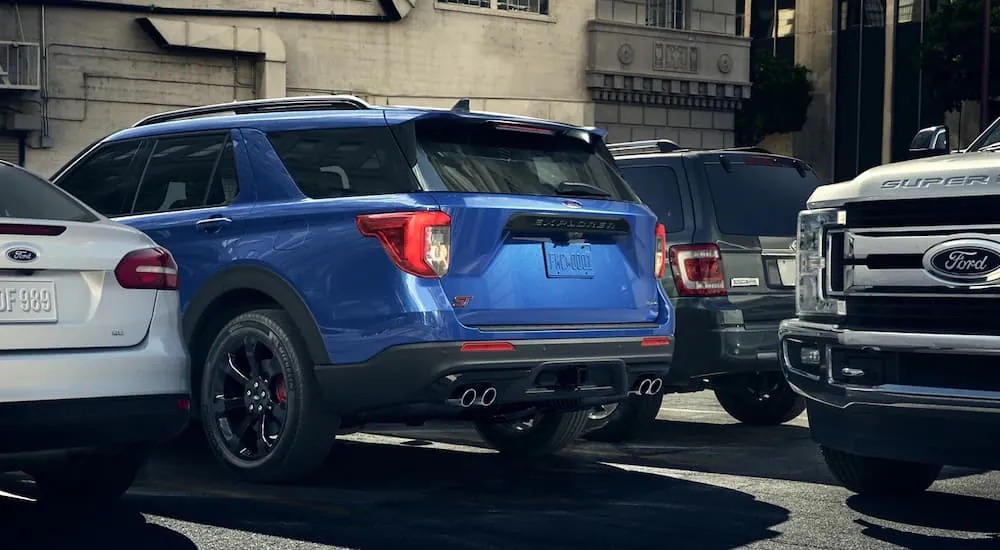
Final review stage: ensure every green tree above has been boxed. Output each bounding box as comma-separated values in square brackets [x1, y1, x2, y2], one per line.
[920, 0, 1000, 116]
[735, 52, 814, 146]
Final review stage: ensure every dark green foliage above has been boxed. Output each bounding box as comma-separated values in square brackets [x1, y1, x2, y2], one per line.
[920, 0, 1000, 115]
[735, 52, 814, 146]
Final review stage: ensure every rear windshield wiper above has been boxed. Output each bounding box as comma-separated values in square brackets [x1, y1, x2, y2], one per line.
[555, 181, 611, 198]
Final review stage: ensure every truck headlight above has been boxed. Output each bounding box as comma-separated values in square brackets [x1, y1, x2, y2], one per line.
[796, 208, 846, 318]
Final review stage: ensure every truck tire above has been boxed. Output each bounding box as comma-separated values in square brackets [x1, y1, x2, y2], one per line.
[583, 393, 664, 443]
[821, 446, 942, 496]
[200, 309, 339, 483]
[474, 409, 590, 457]
[31, 447, 147, 508]
[713, 373, 805, 425]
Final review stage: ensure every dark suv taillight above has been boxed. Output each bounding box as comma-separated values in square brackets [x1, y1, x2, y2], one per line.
[668, 243, 726, 297]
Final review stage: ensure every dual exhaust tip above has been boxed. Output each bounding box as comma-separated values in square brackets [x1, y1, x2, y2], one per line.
[456, 386, 497, 408]
[630, 377, 663, 396]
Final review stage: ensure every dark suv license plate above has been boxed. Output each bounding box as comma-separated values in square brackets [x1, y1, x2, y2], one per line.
[543, 242, 594, 279]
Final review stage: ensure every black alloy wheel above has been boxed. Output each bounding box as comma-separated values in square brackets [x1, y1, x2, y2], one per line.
[209, 334, 289, 461]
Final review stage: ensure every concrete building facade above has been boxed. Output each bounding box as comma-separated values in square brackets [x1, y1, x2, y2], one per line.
[0, 0, 750, 176]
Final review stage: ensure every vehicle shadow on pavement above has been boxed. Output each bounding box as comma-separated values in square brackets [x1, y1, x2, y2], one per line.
[0, 482, 197, 550]
[131, 439, 788, 550]
[847, 492, 1000, 549]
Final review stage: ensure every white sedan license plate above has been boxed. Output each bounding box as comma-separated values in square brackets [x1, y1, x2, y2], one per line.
[777, 259, 797, 287]
[0, 280, 58, 323]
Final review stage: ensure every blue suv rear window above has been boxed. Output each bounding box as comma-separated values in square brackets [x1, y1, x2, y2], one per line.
[267, 127, 418, 199]
[412, 120, 638, 202]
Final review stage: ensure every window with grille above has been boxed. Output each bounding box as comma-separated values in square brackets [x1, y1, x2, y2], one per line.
[646, 0, 684, 30]
[497, 0, 549, 14]
[437, 0, 490, 8]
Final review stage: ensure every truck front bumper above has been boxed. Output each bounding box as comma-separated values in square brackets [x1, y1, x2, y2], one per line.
[778, 319, 1000, 470]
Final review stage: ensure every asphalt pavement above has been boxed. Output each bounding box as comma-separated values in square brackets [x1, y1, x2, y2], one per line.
[2, 392, 998, 549]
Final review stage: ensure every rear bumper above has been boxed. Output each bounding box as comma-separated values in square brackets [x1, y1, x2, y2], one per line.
[667, 305, 782, 384]
[779, 318, 1000, 469]
[314, 336, 672, 418]
[0, 395, 190, 465]
[0, 290, 190, 404]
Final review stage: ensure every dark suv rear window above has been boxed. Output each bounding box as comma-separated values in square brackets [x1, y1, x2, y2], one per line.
[704, 156, 822, 236]
[414, 120, 638, 202]
[618, 165, 685, 232]
[0, 163, 98, 222]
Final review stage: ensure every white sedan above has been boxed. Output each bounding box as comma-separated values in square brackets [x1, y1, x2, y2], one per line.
[0, 160, 190, 506]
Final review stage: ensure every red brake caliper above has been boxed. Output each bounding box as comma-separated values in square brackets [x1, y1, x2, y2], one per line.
[274, 375, 288, 404]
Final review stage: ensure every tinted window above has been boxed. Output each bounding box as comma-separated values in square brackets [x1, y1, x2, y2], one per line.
[56, 140, 142, 217]
[619, 165, 685, 232]
[704, 156, 823, 236]
[414, 120, 638, 202]
[133, 134, 238, 215]
[0, 163, 98, 222]
[267, 128, 417, 199]
[909, 129, 934, 149]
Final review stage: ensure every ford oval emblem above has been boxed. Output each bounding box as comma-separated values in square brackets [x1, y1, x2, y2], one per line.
[922, 238, 1000, 284]
[562, 200, 583, 209]
[6, 247, 38, 263]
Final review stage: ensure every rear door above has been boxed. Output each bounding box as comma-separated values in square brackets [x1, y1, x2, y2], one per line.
[402, 115, 665, 328]
[0, 163, 161, 351]
[699, 153, 824, 323]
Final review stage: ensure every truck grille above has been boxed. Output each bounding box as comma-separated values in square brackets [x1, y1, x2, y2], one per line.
[835, 197, 1000, 333]
[845, 195, 1000, 228]
[844, 295, 1000, 334]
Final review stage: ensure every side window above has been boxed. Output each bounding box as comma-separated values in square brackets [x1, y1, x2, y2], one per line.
[55, 140, 143, 217]
[619, 165, 686, 233]
[132, 133, 239, 215]
[266, 127, 416, 199]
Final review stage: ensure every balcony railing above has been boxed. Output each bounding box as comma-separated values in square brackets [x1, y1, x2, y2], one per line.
[0, 41, 41, 91]
[596, 0, 685, 30]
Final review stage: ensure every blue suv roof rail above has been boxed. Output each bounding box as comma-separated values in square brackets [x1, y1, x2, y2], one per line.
[132, 94, 373, 127]
[606, 139, 681, 156]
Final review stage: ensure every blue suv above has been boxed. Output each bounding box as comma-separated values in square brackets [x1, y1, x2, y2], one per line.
[49, 96, 674, 483]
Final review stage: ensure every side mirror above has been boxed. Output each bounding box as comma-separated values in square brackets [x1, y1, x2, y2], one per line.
[908, 125, 951, 160]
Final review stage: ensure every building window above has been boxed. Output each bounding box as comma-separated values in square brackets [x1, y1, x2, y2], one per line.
[436, 0, 549, 15]
[437, 0, 490, 8]
[646, 0, 684, 30]
[498, 0, 549, 14]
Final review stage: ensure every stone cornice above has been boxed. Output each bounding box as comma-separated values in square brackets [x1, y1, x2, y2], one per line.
[586, 70, 748, 111]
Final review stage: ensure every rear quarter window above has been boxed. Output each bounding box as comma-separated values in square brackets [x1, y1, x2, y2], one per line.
[703, 155, 822, 236]
[618, 165, 685, 232]
[0, 163, 98, 223]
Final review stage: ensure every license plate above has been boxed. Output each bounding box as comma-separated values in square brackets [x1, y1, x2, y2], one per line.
[543, 242, 594, 279]
[777, 259, 797, 287]
[0, 280, 58, 323]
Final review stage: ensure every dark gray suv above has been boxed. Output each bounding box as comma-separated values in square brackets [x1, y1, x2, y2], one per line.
[584, 140, 825, 442]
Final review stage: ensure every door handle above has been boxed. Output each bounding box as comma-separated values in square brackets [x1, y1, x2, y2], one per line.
[195, 216, 232, 231]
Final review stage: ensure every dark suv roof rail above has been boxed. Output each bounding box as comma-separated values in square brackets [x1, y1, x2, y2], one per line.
[132, 95, 373, 127]
[606, 139, 681, 156]
[720, 146, 774, 154]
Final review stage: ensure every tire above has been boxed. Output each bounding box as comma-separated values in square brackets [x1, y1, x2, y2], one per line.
[474, 409, 591, 457]
[583, 393, 664, 443]
[820, 445, 942, 496]
[200, 308, 339, 484]
[30, 447, 147, 508]
[713, 373, 805, 425]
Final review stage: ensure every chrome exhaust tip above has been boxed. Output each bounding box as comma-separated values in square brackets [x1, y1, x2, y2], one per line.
[480, 386, 498, 407]
[648, 378, 663, 394]
[637, 378, 652, 395]
[459, 387, 477, 408]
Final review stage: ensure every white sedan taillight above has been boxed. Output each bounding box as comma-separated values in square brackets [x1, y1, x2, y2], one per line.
[115, 247, 179, 290]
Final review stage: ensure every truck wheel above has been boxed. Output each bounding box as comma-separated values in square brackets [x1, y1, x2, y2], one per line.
[200, 308, 339, 484]
[474, 409, 590, 457]
[30, 448, 147, 507]
[583, 393, 664, 443]
[713, 373, 805, 425]
[821, 446, 942, 496]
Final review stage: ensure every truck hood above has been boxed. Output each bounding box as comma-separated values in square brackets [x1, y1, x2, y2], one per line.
[807, 151, 1000, 208]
